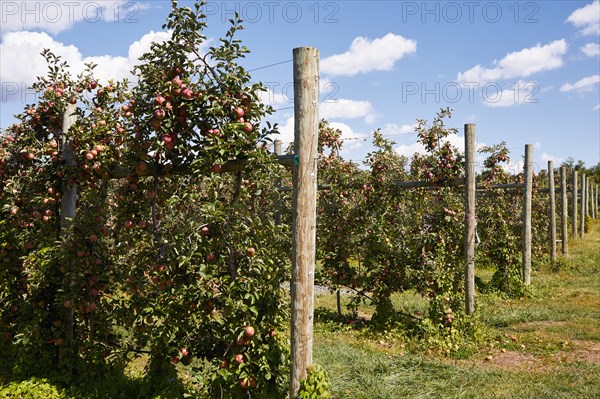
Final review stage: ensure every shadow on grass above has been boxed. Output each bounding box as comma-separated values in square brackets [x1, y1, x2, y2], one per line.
[0, 351, 189, 399]
[314, 307, 369, 331]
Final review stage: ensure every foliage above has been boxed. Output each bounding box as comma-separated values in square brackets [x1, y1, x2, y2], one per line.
[297, 364, 331, 399]
[0, 1, 289, 397]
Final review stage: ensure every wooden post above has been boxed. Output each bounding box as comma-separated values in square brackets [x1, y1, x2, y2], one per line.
[522, 144, 533, 285]
[274, 139, 283, 226]
[572, 171, 578, 238]
[548, 161, 556, 263]
[592, 182, 596, 219]
[587, 178, 592, 217]
[560, 166, 568, 255]
[594, 184, 598, 219]
[580, 174, 586, 237]
[464, 124, 476, 315]
[290, 46, 319, 399]
[59, 104, 77, 367]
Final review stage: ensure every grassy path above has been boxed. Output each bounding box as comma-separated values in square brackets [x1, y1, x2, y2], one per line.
[314, 222, 600, 399]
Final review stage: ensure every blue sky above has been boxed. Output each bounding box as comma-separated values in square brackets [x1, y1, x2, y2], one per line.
[1, 0, 599, 171]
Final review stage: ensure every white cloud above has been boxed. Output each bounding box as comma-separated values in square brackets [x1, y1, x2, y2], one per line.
[560, 74, 600, 92]
[581, 43, 600, 57]
[457, 40, 567, 84]
[321, 33, 416, 77]
[329, 122, 366, 153]
[0, 30, 171, 100]
[395, 133, 467, 158]
[273, 115, 294, 145]
[257, 86, 290, 108]
[566, 1, 600, 36]
[0, 1, 149, 35]
[271, 117, 365, 154]
[395, 142, 427, 158]
[383, 123, 416, 135]
[540, 152, 564, 165]
[483, 81, 540, 108]
[594, 104, 600, 110]
[503, 160, 525, 175]
[320, 99, 375, 123]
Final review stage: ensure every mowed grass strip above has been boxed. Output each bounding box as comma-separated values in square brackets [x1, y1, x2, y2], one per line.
[314, 222, 600, 399]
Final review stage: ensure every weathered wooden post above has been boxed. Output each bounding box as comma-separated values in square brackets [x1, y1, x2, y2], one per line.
[464, 124, 476, 315]
[522, 144, 533, 285]
[274, 139, 283, 226]
[59, 104, 77, 367]
[548, 161, 556, 263]
[572, 171, 578, 238]
[560, 166, 568, 255]
[580, 174, 586, 237]
[290, 46, 319, 399]
[594, 184, 598, 219]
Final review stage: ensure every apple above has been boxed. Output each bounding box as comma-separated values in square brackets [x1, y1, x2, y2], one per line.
[173, 77, 184, 87]
[239, 378, 249, 389]
[180, 347, 189, 357]
[200, 226, 210, 236]
[89, 234, 98, 243]
[125, 220, 134, 228]
[268, 329, 276, 338]
[171, 355, 180, 364]
[182, 88, 194, 100]
[154, 96, 166, 106]
[244, 325, 255, 337]
[206, 253, 216, 263]
[154, 108, 166, 120]
[234, 353, 245, 364]
[150, 117, 162, 130]
[249, 376, 257, 388]
[243, 122, 253, 133]
[219, 359, 230, 369]
[234, 107, 245, 117]
[63, 300, 72, 308]
[246, 247, 256, 257]
[86, 152, 94, 161]
[211, 164, 222, 173]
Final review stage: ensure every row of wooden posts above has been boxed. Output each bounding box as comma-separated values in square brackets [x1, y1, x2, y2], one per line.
[54, 47, 597, 398]
[287, 47, 599, 398]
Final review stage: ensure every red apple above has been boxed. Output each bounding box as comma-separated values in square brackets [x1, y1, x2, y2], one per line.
[154, 108, 166, 120]
[234, 353, 245, 364]
[182, 88, 194, 100]
[244, 325, 255, 337]
[243, 122, 253, 133]
[246, 247, 256, 257]
[234, 107, 245, 117]
[219, 359, 230, 369]
[211, 164, 222, 173]
[154, 96, 166, 106]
